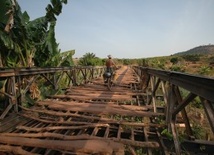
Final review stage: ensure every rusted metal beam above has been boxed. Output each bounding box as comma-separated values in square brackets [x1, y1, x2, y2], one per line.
[148, 77, 161, 112]
[172, 93, 197, 118]
[174, 86, 193, 136]
[200, 98, 214, 133]
[167, 84, 181, 155]
[145, 68, 214, 102]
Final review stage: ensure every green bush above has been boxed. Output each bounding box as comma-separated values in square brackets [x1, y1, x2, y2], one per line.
[181, 54, 200, 62]
[198, 66, 211, 75]
[170, 65, 185, 72]
[170, 57, 179, 64]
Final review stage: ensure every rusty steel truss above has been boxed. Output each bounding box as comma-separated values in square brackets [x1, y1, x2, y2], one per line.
[0, 66, 105, 120]
[133, 66, 214, 154]
[0, 66, 213, 154]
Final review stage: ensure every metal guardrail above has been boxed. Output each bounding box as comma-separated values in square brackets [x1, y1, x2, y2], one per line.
[0, 66, 105, 119]
[132, 66, 214, 155]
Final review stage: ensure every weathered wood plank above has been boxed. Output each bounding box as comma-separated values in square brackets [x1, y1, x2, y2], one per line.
[35, 102, 164, 117]
[0, 136, 124, 154]
[19, 112, 165, 128]
[36, 100, 149, 111]
[0, 145, 37, 155]
[0, 133, 160, 148]
[47, 94, 132, 101]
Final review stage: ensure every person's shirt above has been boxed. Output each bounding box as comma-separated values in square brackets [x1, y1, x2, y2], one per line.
[105, 58, 115, 68]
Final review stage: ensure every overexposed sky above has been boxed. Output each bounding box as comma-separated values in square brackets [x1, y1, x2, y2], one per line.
[17, 0, 214, 58]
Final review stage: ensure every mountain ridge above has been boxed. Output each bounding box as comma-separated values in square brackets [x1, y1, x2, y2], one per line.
[173, 44, 214, 55]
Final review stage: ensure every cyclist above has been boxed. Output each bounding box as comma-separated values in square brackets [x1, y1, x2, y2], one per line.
[103, 55, 117, 83]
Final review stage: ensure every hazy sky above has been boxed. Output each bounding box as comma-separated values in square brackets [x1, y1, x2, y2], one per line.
[17, 0, 214, 58]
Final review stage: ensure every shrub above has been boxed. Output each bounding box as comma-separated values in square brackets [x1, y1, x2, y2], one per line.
[198, 66, 211, 75]
[170, 65, 185, 72]
[170, 57, 179, 64]
[181, 54, 200, 62]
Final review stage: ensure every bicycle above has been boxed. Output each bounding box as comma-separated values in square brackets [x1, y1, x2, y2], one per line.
[104, 71, 113, 90]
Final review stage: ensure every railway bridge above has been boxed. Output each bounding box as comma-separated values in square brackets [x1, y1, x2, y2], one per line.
[0, 66, 213, 155]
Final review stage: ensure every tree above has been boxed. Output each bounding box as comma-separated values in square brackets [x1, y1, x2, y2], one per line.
[0, 0, 70, 67]
[59, 50, 75, 67]
[78, 52, 103, 66]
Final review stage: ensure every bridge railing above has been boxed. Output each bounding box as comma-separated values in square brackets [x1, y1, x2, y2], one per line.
[132, 66, 214, 154]
[0, 66, 105, 119]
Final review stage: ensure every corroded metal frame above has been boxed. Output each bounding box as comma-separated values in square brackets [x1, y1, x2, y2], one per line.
[133, 66, 214, 155]
[0, 66, 105, 119]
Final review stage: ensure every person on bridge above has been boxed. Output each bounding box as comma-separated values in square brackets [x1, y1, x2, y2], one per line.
[103, 55, 117, 83]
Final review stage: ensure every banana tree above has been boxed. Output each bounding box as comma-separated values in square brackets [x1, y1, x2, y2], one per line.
[58, 50, 75, 67]
[0, 0, 69, 68]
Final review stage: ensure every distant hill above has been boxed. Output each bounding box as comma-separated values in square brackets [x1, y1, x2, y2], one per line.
[173, 45, 214, 56]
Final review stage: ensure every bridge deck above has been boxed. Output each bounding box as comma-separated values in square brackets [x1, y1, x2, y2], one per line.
[0, 66, 167, 154]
